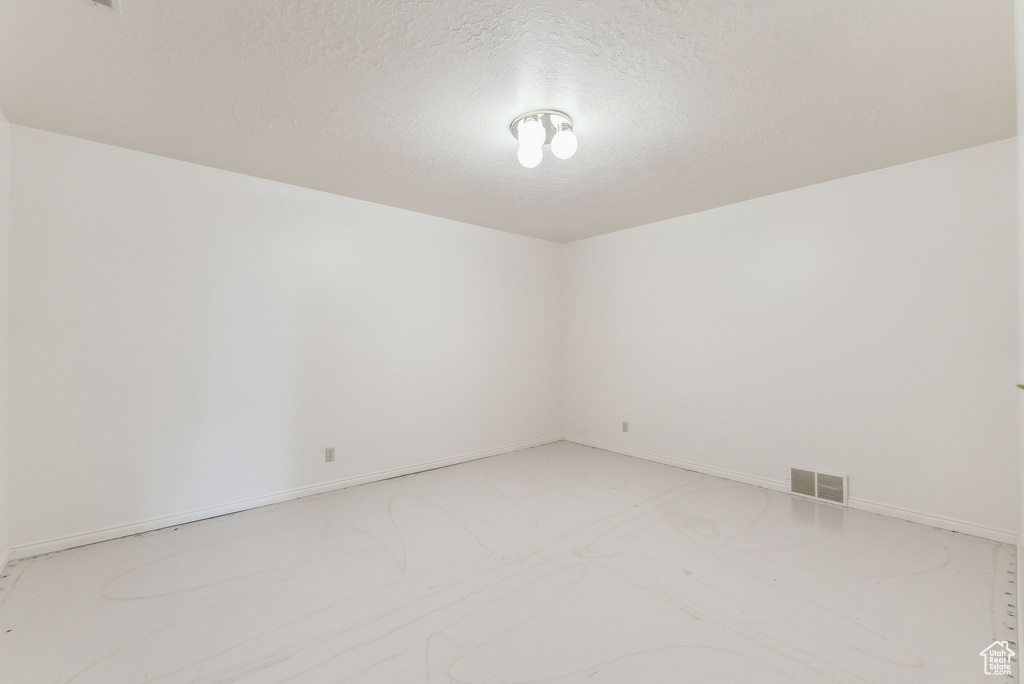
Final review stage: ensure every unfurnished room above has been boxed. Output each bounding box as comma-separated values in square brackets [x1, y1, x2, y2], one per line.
[0, 1, 1021, 682]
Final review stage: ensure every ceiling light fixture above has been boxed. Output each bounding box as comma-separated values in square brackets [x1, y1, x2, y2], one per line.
[510, 110, 577, 168]
[517, 144, 543, 169]
[551, 123, 578, 160]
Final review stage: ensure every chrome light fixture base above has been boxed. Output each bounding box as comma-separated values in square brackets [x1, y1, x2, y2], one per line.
[510, 110, 573, 146]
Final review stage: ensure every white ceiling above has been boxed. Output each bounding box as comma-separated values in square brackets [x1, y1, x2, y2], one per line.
[0, 0, 1015, 243]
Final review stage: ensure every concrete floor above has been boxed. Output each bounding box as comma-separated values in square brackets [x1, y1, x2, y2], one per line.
[0, 441, 1015, 683]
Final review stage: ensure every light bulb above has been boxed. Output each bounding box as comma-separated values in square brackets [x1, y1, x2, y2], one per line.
[551, 128, 577, 160]
[517, 117, 545, 148]
[517, 144, 542, 168]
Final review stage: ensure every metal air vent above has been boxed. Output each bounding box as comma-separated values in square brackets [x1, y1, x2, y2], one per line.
[790, 468, 816, 498]
[816, 473, 847, 504]
[791, 467, 848, 506]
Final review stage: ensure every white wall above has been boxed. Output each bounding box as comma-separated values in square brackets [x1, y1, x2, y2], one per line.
[9, 127, 563, 552]
[564, 139, 1019, 540]
[1015, 0, 1023, 639]
[7, 124, 1017, 554]
[0, 109, 9, 567]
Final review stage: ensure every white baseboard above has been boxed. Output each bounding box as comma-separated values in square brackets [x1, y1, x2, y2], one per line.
[565, 435, 1016, 545]
[844, 497, 1016, 545]
[9, 434, 564, 560]
[0, 546, 9, 577]
[565, 435, 790, 493]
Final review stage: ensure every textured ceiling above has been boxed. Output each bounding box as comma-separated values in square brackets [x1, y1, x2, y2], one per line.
[0, 0, 1015, 243]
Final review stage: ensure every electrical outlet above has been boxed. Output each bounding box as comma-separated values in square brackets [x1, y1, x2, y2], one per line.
[325, 447, 336, 463]
[89, 0, 122, 13]
[622, 421, 629, 433]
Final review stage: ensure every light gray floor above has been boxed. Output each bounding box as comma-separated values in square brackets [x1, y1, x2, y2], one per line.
[0, 441, 1015, 683]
